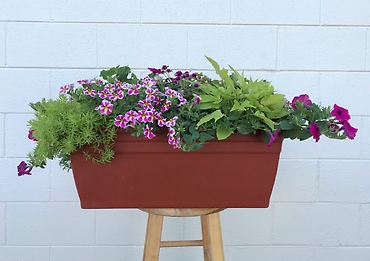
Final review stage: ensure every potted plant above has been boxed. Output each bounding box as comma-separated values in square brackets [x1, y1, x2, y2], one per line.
[17, 57, 357, 208]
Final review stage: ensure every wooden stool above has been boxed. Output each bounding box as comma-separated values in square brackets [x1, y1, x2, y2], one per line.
[140, 208, 226, 261]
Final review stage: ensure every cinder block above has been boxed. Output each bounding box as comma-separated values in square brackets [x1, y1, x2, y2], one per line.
[273, 203, 360, 246]
[97, 24, 188, 69]
[367, 29, 370, 70]
[50, 246, 143, 261]
[362, 117, 370, 159]
[0, 114, 4, 157]
[266, 72, 320, 102]
[50, 0, 140, 23]
[271, 160, 318, 203]
[0, 203, 5, 245]
[0, 159, 50, 202]
[7, 203, 95, 245]
[231, 0, 320, 25]
[278, 27, 367, 70]
[187, 26, 277, 70]
[221, 208, 273, 245]
[142, 0, 230, 24]
[50, 161, 80, 202]
[6, 23, 97, 68]
[360, 204, 370, 245]
[0, 0, 50, 21]
[0, 23, 4, 66]
[225, 246, 314, 261]
[319, 73, 370, 117]
[0, 246, 50, 261]
[321, 0, 370, 26]
[95, 209, 147, 245]
[313, 247, 370, 261]
[0, 69, 51, 113]
[5, 114, 37, 157]
[319, 160, 370, 203]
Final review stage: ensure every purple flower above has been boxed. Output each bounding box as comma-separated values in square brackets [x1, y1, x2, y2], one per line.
[143, 125, 155, 139]
[309, 122, 320, 142]
[157, 114, 167, 127]
[161, 100, 172, 112]
[59, 85, 70, 94]
[98, 100, 113, 115]
[148, 67, 163, 74]
[291, 94, 312, 109]
[193, 94, 201, 105]
[342, 121, 358, 140]
[127, 84, 140, 95]
[267, 130, 279, 147]
[17, 161, 32, 176]
[83, 88, 97, 97]
[28, 130, 38, 141]
[165, 116, 178, 127]
[331, 104, 350, 122]
[114, 115, 128, 128]
[136, 110, 148, 123]
[124, 110, 138, 123]
[138, 99, 153, 110]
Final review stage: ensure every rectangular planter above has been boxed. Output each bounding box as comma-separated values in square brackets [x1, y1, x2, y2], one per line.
[71, 131, 283, 209]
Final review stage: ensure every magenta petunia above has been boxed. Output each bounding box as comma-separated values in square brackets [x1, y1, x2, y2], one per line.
[267, 130, 279, 147]
[98, 100, 113, 115]
[17, 161, 32, 176]
[114, 115, 127, 128]
[331, 104, 350, 122]
[291, 94, 312, 110]
[136, 110, 148, 123]
[59, 85, 70, 94]
[165, 116, 178, 127]
[309, 122, 320, 142]
[342, 121, 358, 140]
[28, 130, 38, 141]
[143, 125, 155, 139]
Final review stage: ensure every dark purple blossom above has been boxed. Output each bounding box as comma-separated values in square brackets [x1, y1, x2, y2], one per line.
[309, 122, 320, 142]
[342, 121, 358, 140]
[148, 68, 163, 74]
[28, 130, 38, 141]
[267, 130, 280, 147]
[17, 161, 32, 176]
[291, 94, 312, 110]
[331, 104, 350, 122]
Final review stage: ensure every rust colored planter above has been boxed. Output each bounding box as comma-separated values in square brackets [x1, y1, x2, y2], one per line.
[71, 131, 283, 209]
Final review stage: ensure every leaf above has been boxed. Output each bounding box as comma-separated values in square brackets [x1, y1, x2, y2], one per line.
[197, 109, 224, 127]
[199, 132, 214, 142]
[189, 123, 197, 134]
[279, 120, 295, 130]
[231, 100, 241, 111]
[236, 123, 254, 134]
[216, 126, 234, 140]
[183, 134, 193, 145]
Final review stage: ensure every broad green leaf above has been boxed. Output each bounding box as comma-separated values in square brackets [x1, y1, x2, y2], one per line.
[199, 132, 214, 142]
[183, 134, 193, 145]
[236, 123, 254, 134]
[216, 126, 234, 140]
[196, 103, 221, 110]
[279, 120, 295, 130]
[254, 111, 275, 129]
[230, 100, 241, 111]
[197, 109, 224, 127]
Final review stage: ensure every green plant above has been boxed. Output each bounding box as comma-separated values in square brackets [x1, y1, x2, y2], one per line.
[17, 57, 357, 176]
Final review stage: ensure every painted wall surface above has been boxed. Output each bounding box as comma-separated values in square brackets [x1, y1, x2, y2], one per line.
[0, 1, 369, 260]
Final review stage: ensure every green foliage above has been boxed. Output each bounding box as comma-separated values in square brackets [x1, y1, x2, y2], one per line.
[28, 95, 116, 170]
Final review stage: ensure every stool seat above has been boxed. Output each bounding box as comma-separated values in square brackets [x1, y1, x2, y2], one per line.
[141, 208, 225, 261]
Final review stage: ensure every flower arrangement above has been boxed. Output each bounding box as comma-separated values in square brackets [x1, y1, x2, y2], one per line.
[17, 57, 357, 176]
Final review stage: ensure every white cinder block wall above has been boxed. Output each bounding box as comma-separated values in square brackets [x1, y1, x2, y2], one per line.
[0, 0, 369, 260]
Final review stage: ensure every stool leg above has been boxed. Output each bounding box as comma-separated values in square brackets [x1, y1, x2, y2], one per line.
[201, 213, 224, 261]
[143, 214, 164, 261]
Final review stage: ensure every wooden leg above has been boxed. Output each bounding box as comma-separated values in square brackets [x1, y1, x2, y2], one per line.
[143, 214, 164, 261]
[201, 212, 224, 261]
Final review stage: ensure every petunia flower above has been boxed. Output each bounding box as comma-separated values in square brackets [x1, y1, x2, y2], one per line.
[331, 104, 350, 122]
[291, 94, 312, 109]
[161, 100, 172, 112]
[124, 110, 138, 124]
[28, 130, 38, 141]
[136, 110, 148, 123]
[127, 84, 141, 95]
[98, 100, 113, 115]
[342, 121, 358, 140]
[114, 115, 128, 128]
[138, 99, 153, 110]
[59, 85, 70, 94]
[157, 114, 167, 127]
[309, 122, 320, 142]
[267, 130, 279, 147]
[143, 125, 155, 139]
[165, 116, 178, 127]
[17, 161, 32, 176]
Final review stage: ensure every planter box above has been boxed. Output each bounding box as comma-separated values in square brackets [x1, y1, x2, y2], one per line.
[71, 131, 283, 209]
